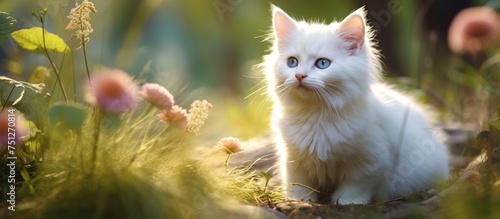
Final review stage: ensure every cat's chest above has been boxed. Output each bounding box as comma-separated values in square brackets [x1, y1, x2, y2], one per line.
[279, 113, 361, 160]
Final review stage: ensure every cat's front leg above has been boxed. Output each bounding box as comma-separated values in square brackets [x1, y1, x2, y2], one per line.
[284, 161, 318, 202]
[286, 182, 318, 201]
[331, 180, 374, 205]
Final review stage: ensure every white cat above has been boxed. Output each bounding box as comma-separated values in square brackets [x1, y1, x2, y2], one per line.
[264, 5, 449, 205]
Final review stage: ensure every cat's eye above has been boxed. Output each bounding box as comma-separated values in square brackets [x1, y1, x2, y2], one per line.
[315, 58, 331, 69]
[287, 57, 298, 68]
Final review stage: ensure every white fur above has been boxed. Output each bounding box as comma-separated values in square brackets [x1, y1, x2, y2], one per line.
[265, 5, 449, 204]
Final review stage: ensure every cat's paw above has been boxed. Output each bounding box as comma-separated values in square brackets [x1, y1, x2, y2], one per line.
[331, 187, 372, 205]
[286, 185, 318, 202]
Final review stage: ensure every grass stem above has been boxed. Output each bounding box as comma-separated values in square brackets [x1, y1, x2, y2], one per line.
[90, 108, 103, 175]
[41, 19, 69, 104]
[1, 85, 16, 111]
[224, 154, 231, 167]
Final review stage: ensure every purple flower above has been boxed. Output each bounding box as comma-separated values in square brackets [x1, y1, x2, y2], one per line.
[84, 68, 139, 113]
[140, 83, 175, 110]
[0, 109, 28, 147]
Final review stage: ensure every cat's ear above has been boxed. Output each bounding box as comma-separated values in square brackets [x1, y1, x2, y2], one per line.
[271, 4, 297, 45]
[337, 8, 366, 53]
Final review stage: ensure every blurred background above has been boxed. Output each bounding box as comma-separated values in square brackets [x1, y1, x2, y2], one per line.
[0, 0, 498, 140]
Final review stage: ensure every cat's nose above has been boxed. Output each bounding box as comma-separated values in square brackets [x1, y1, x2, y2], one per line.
[295, 73, 307, 82]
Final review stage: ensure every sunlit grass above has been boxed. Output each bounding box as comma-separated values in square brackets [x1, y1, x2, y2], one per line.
[4, 102, 282, 218]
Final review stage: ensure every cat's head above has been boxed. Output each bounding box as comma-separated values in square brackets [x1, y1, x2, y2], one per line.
[265, 5, 381, 110]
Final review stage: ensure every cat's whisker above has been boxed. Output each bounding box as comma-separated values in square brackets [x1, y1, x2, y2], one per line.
[245, 84, 268, 100]
[315, 87, 341, 118]
[324, 87, 360, 115]
[253, 95, 272, 127]
[246, 84, 271, 124]
[247, 79, 267, 92]
[252, 99, 271, 121]
[310, 88, 325, 110]
[314, 88, 331, 115]
[274, 83, 293, 98]
[242, 74, 265, 79]
[307, 82, 329, 111]
[325, 83, 364, 116]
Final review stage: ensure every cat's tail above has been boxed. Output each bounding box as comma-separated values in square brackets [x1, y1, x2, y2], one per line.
[229, 135, 282, 185]
[440, 123, 478, 168]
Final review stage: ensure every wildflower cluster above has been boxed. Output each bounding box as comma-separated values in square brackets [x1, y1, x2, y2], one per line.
[80, 68, 213, 134]
[157, 99, 213, 134]
[187, 100, 213, 135]
[65, 0, 97, 50]
[84, 68, 138, 113]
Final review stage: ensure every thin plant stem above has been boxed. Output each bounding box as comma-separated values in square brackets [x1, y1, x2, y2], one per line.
[41, 18, 69, 104]
[224, 154, 231, 167]
[77, 6, 93, 89]
[41, 52, 66, 117]
[1, 85, 16, 111]
[90, 108, 103, 175]
[81, 32, 92, 87]
[125, 118, 155, 168]
[42, 79, 59, 117]
[289, 183, 320, 193]
[130, 105, 155, 129]
[178, 132, 189, 149]
[262, 174, 270, 194]
[65, 52, 76, 104]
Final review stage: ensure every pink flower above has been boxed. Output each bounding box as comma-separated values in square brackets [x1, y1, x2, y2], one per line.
[0, 109, 29, 147]
[158, 105, 189, 130]
[84, 68, 139, 113]
[448, 6, 500, 55]
[140, 83, 174, 110]
[218, 137, 243, 154]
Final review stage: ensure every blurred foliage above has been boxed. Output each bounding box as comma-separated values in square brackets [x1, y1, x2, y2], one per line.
[0, 12, 17, 46]
[0, 76, 49, 128]
[1, 0, 495, 128]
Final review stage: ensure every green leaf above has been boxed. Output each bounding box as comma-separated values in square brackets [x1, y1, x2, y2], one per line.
[11, 27, 69, 54]
[259, 171, 270, 181]
[259, 171, 271, 193]
[0, 11, 17, 45]
[48, 102, 87, 131]
[1, 76, 50, 128]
